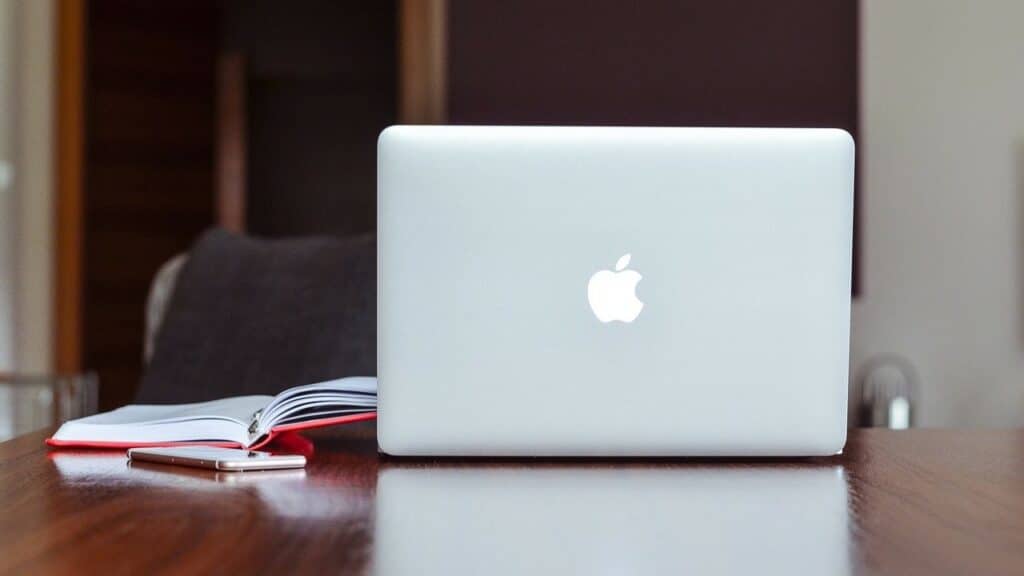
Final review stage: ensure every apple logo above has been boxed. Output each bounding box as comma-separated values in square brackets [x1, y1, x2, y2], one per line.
[587, 253, 644, 323]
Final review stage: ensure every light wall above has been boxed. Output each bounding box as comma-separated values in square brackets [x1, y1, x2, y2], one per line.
[0, 0, 54, 440]
[0, 0, 14, 373]
[0, 0, 53, 375]
[855, 0, 1024, 426]
[13, 0, 54, 375]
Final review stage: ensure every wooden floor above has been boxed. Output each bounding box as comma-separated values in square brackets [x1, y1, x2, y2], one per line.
[1, 426, 1023, 575]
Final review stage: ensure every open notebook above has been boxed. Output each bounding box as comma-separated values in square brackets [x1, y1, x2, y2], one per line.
[47, 377, 377, 449]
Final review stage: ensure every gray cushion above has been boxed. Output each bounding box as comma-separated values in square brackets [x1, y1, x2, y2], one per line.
[136, 228, 376, 404]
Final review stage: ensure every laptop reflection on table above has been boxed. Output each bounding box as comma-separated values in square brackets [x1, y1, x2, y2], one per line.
[373, 466, 851, 576]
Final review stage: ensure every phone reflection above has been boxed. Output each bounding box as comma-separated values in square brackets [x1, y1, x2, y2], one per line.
[126, 460, 309, 485]
[373, 466, 851, 576]
[49, 452, 308, 486]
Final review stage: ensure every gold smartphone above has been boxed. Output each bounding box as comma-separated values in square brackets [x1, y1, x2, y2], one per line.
[127, 446, 306, 471]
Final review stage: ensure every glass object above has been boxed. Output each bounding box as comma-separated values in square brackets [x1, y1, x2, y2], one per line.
[0, 373, 98, 441]
[857, 355, 917, 429]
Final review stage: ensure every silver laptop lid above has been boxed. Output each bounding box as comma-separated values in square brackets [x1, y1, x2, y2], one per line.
[377, 126, 853, 456]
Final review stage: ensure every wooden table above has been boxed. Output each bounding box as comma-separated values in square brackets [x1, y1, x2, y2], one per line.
[1, 426, 1023, 575]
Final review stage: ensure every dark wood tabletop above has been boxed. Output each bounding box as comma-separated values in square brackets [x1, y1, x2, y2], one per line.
[2, 426, 1023, 575]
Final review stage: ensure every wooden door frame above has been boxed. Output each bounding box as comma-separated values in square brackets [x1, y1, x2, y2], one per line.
[55, 0, 85, 374]
[398, 0, 447, 124]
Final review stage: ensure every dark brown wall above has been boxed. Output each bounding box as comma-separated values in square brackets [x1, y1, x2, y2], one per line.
[448, 0, 857, 130]
[85, 0, 218, 409]
[222, 0, 397, 237]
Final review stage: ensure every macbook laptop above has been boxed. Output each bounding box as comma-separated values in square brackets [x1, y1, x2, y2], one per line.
[377, 126, 854, 456]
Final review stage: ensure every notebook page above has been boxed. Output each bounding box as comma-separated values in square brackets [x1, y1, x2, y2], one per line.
[258, 377, 377, 435]
[265, 378, 376, 410]
[49, 396, 272, 446]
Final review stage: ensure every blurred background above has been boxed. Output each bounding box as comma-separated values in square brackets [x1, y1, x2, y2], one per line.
[0, 0, 1021, 439]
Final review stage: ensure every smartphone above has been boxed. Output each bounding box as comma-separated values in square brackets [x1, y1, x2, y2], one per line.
[127, 446, 306, 471]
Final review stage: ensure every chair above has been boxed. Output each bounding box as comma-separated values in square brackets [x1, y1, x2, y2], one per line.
[144, 254, 188, 365]
[136, 228, 376, 404]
